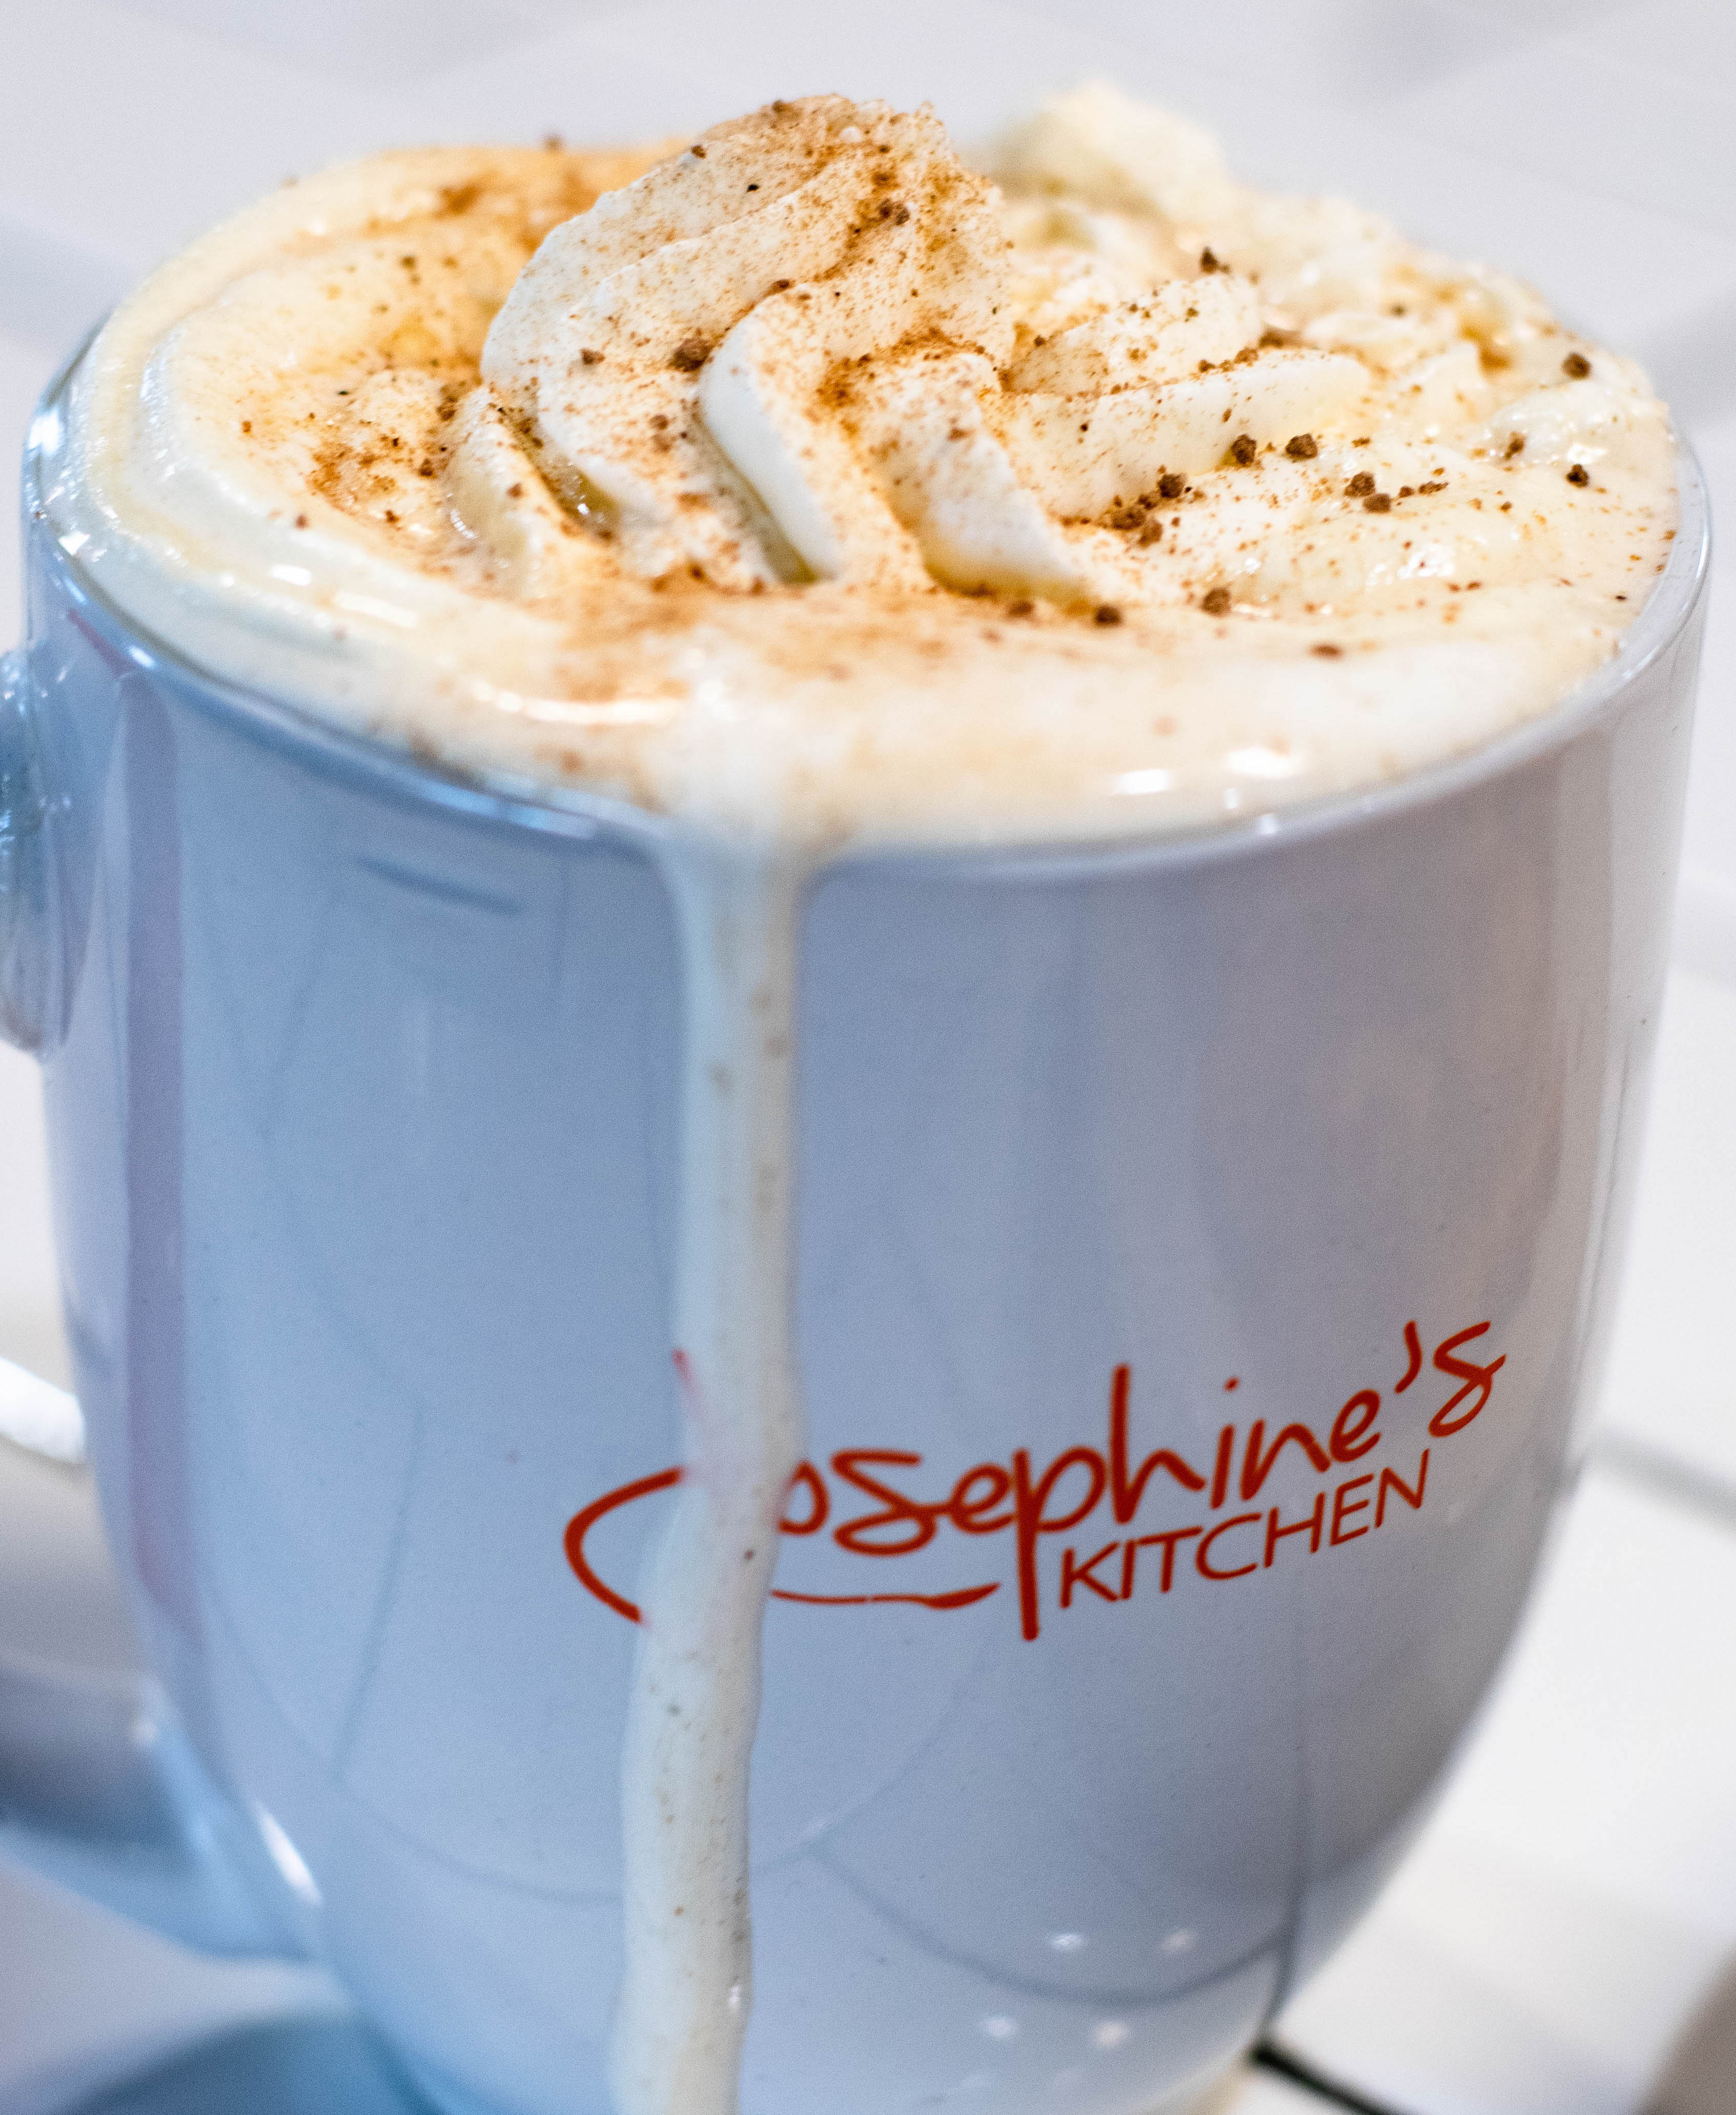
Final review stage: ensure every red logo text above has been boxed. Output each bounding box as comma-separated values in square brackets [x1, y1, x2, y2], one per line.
[564, 1319, 1503, 1640]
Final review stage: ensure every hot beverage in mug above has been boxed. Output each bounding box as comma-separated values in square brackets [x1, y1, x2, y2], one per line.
[0, 84, 1704, 2115]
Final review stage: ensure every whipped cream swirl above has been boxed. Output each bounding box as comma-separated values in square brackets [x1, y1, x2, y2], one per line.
[481, 95, 1368, 609]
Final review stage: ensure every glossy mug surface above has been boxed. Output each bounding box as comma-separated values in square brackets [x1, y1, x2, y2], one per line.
[0, 408, 1709, 2115]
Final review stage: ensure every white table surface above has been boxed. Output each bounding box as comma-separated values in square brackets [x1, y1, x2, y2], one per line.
[2, 4, 1734, 2111]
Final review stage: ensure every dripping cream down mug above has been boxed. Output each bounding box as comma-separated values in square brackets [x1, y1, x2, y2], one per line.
[0, 348, 1710, 2115]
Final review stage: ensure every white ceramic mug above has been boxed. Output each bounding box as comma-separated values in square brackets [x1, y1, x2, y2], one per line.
[0, 364, 1710, 2115]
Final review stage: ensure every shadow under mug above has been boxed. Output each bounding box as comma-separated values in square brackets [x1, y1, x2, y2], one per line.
[0, 378, 1711, 2115]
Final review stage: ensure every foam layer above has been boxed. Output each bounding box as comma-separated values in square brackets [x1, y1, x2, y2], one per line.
[44, 88, 1674, 847]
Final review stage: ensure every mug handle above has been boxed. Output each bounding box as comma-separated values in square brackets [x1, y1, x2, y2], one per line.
[0, 644, 57, 1055]
[1, 650, 300, 1959]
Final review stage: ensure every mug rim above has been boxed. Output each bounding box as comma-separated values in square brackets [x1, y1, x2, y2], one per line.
[23, 345, 1713, 881]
